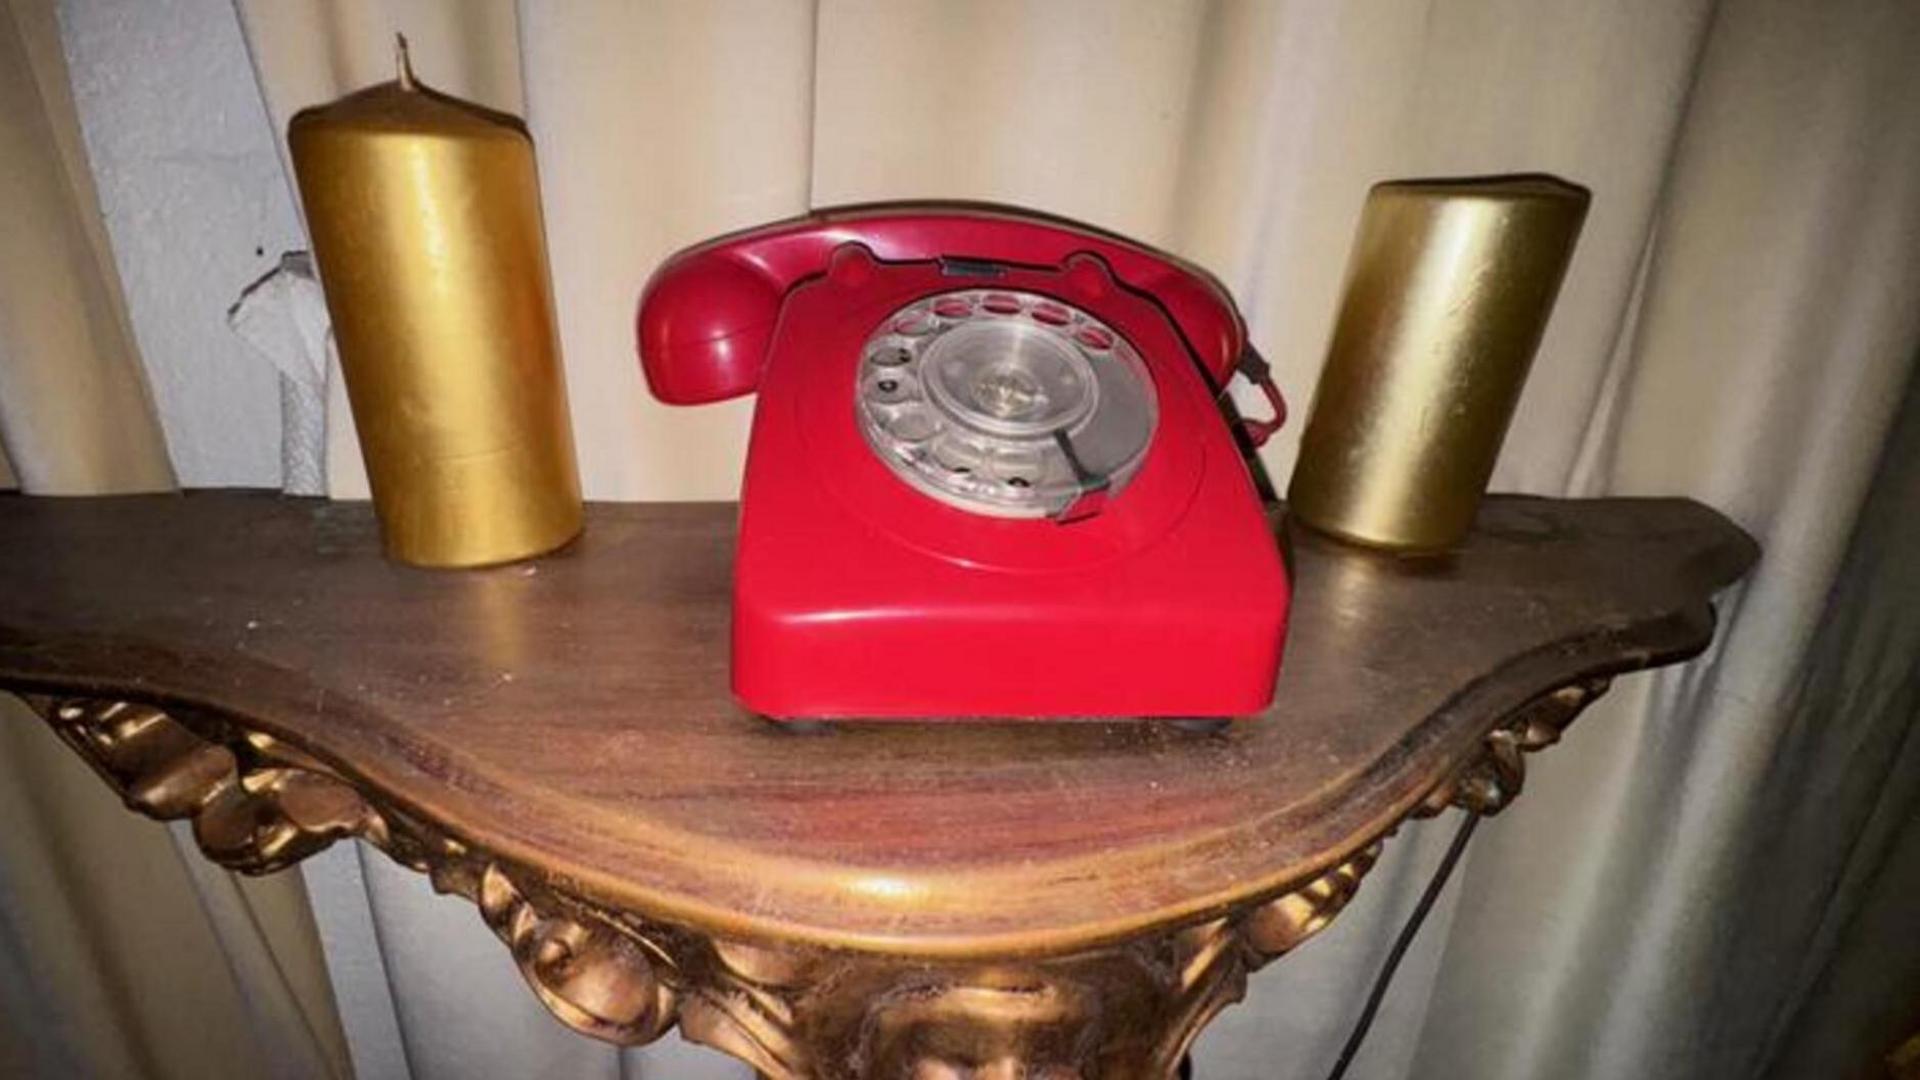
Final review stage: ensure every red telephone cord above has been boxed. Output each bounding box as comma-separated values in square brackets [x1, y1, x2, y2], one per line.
[1233, 347, 1288, 449]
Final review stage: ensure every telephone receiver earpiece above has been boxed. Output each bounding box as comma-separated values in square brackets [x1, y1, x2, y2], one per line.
[635, 243, 786, 405]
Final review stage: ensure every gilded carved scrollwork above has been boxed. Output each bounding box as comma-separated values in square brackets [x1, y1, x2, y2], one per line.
[472, 862, 681, 1045]
[23, 686, 1596, 1079]
[1417, 676, 1612, 817]
[38, 698, 378, 873]
[675, 937, 818, 1077]
[684, 843, 1388, 1080]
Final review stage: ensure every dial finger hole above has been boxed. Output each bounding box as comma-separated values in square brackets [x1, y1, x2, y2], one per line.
[1075, 326, 1114, 351]
[893, 311, 937, 336]
[932, 296, 974, 319]
[988, 449, 1044, 488]
[932, 436, 985, 474]
[1031, 302, 1072, 326]
[865, 371, 919, 405]
[868, 345, 912, 367]
[882, 405, 940, 443]
[982, 293, 1024, 315]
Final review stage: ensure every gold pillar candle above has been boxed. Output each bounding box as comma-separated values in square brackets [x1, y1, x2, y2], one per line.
[289, 40, 581, 567]
[1287, 177, 1590, 552]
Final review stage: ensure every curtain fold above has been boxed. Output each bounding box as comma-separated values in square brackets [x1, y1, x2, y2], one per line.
[0, 0, 172, 494]
[1758, 357, 1920, 1068]
[516, 0, 817, 501]
[8, 0, 1918, 1076]
[1752, 360, 1920, 1079]
[0, 0, 349, 1077]
[1413, 1, 1920, 1074]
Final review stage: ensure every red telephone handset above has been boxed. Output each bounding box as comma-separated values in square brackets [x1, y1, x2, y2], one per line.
[637, 204, 1251, 407]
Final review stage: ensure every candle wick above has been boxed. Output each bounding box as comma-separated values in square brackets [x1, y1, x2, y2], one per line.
[395, 33, 416, 91]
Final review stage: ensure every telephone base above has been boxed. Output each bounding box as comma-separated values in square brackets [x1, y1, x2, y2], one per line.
[756, 715, 1243, 733]
[670, 207, 1289, 722]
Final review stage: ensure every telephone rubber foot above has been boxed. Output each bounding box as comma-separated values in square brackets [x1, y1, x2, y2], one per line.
[764, 717, 835, 735]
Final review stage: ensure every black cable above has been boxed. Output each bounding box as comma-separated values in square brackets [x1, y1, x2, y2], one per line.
[1323, 810, 1483, 1080]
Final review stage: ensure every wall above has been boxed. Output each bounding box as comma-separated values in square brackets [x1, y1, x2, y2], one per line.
[56, 0, 301, 486]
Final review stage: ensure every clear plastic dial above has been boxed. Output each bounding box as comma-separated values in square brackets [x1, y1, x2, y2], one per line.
[856, 290, 1157, 519]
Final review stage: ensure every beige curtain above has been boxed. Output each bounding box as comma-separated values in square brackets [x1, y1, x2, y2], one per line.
[6, 0, 1918, 1076]
[238, 0, 1736, 508]
[0, 1, 349, 1078]
[0, 0, 171, 493]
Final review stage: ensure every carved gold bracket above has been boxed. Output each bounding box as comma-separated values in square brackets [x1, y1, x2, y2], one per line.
[22, 684, 1606, 1079]
[1415, 677, 1611, 818]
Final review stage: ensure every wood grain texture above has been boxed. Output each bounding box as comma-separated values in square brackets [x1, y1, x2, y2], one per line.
[0, 493, 1754, 963]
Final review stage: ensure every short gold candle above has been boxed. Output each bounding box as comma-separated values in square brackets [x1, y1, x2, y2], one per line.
[289, 42, 581, 567]
[1287, 177, 1589, 552]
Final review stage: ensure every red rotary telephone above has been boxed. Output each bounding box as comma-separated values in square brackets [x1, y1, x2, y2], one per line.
[637, 204, 1289, 720]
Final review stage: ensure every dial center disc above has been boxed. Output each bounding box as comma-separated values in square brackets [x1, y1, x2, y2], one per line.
[923, 320, 1097, 437]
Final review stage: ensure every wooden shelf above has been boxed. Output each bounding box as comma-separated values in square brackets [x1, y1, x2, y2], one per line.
[0, 492, 1754, 1077]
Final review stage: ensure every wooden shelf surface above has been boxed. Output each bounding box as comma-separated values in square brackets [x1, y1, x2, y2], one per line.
[0, 493, 1755, 958]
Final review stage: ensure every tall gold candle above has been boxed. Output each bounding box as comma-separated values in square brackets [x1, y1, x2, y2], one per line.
[1287, 177, 1589, 552]
[289, 40, 581, 567]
